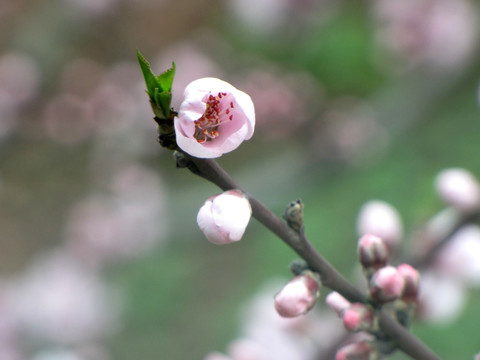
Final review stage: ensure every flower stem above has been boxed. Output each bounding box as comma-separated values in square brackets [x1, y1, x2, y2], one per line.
[185, 155, 440, 360]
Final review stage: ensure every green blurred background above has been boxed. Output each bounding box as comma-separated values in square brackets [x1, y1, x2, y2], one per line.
[1, 0, 480, 359]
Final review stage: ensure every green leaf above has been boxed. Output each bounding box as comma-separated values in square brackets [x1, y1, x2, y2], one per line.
[157, 62, 176, 93]
[136, 50, 162, 99]
[137, 51, 176, 120]
[155, 90, 173, 118]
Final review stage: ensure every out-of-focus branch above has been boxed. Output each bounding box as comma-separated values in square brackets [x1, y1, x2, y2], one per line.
[408, 209, 480, 269]
[184, 155, 440, 360]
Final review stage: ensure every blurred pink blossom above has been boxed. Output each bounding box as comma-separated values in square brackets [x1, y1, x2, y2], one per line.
[43, 94, 93, 144]
[236, 69, 318, 138]
[65, 164, 167, 266]
[0, 52, 41, 138]
[31, 345, 111, 360]
[174, 78, 255, 158]
[335, 341, 378, 360]
[204, 352, 233, 360]
[238, 282, 343, 360]
[0, 52, 41, 108]
[64, 0, 118, 16]
[60, 58, 105, 99]
[373, 0, 479, 70]
[418, 271, 467, 324]
[10, 251, 118, 345]
[356, 201, 403, 251]
[311, 98, 389, 163]
[434, 225, 480, 286]
[87, 83, 138, 135]
[435, 168, 480, 212]
[0, 282, 22, 360]
[227, 0, 290, 33]
[228, 339, 268, 360]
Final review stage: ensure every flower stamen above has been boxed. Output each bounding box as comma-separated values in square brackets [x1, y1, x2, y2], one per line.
[193, 92, 234, 143]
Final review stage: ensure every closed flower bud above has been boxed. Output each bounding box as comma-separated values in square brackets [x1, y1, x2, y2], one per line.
[397, 263, 420, 302]
[369, 266, 405, 304]
[274, 272, 320, 318]
[326, 291, 351, 317]
[342, 303, 377, 332]
[197, 190, 251, 245]
[357, 234, 389, 275]
[336, 341, 378, 360]
[435, 168, 480, 212]
[174, 77, 255, 158]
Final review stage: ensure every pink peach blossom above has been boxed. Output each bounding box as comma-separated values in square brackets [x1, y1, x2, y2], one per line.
[274, 273, 320, 318]
[357, 234, 389, 274]
[326, 291, 351, 317]
[342, 303, 376, 332]
[197, 190, 252, 245]
[369, 266, 405, 304]
[335, 341, 378, 360]
[174, 78, 255, 158]
[397, 263, 420, 302]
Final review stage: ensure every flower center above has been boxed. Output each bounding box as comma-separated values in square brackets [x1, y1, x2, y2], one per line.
[194, 92, 235, 143]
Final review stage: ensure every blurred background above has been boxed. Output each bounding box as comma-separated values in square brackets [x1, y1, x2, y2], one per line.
[1, 0, 480, 359]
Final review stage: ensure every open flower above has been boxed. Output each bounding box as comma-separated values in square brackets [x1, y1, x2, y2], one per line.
[174, 77, 255, 158]
[197, 190, 252, 245]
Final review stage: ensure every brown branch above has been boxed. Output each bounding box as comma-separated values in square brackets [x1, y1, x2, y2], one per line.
[185, 155, 440, 360]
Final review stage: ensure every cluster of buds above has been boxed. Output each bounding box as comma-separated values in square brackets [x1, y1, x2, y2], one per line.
[357, 234, 420, 306]
[326, 292, 379, 360]
[325, 234, 421, 359]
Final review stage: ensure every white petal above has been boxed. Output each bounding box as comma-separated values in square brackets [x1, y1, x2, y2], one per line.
[197, 190, 251, 245]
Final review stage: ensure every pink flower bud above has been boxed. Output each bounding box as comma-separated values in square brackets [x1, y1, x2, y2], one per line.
[369, 266, 405, 304]
[357, 234, 389, 274]
[342, 303, 376, 332]
[174, 77, 255, 158]
[326, 291, 351, 317]
[397, 263, 420, 302]
[274, 273, 320, 318]
[356, 200, 403, 250]
[197, 190, 251, 245]
[335, 341, 378, 360]
[435, 168, 480, 212]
